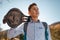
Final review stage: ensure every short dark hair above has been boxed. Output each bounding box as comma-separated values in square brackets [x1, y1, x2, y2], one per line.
[28, 3, 37, 11]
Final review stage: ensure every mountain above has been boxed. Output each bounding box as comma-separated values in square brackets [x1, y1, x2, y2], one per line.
[50, 21, 60, 40]
[0, 30, 20, 40]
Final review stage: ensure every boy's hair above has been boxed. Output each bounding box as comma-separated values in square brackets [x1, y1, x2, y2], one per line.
[28, 3, 37, 11]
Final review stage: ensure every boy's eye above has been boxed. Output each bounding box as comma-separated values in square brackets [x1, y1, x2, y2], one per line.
[33, 8, 35, 10]
[33, 8, 38, 10]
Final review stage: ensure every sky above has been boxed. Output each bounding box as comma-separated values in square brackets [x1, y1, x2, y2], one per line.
[0, 0, 60, 30]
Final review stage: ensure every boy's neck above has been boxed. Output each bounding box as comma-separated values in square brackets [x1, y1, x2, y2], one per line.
[31, 17, 38, 22]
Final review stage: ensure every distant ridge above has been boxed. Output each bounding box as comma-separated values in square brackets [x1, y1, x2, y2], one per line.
[50, 21, 60, 26]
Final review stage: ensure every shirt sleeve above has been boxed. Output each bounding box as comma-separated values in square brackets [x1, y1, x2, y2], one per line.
[7, 23, 24, 39]
[47, 25, 52, 40]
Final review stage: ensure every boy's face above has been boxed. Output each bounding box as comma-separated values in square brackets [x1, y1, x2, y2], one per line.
[29, 5, 39, 18]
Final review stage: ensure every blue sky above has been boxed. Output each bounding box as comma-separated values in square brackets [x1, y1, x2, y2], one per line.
[0, 0, 60, 30]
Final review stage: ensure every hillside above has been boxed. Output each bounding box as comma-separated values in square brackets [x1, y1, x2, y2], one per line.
[50, 22, 60, 40]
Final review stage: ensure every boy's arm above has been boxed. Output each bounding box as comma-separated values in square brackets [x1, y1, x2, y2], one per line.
[7, 23, 24, 39]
